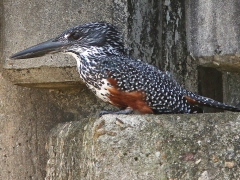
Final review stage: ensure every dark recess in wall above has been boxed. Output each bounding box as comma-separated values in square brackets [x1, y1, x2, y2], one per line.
[198, 66, 223, 113]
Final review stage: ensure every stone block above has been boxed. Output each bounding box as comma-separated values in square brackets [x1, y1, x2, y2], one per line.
[186, 0, 240, 71]
[46, 113, 240, 179]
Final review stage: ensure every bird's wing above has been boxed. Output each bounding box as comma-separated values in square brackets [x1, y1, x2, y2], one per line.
[97, 55, 192, 113]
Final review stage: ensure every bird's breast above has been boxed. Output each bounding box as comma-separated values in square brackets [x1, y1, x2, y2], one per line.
[89, 79, 111, 102]
[76, 59, 153, 114]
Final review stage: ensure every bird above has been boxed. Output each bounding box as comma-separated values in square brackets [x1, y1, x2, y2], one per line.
[10, 22, 240, 115]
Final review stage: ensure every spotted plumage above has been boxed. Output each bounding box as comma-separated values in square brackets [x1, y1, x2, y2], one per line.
[10, 22, 240, 114]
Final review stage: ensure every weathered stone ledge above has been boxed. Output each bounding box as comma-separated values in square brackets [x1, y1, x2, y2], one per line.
[46, 113, 240, 180]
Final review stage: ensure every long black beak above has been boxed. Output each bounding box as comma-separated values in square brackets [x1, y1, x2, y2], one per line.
[10, 39, 68, 59]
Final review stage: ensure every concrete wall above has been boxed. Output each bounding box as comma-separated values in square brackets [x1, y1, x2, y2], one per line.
[0, 0, 240, 179]
[186, 0, 240, 70]
[186, 0, 240, 111]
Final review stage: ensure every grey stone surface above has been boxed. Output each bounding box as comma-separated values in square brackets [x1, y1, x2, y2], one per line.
[223, 72, 240, 105]
[46, 113, 240, 180]
[185, 0, 240, 109]
[186, 0, 240, 71]
[0, 72, 116, 179]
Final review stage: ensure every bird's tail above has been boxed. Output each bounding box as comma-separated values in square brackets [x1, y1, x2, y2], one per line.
[185, 91, 240, 112]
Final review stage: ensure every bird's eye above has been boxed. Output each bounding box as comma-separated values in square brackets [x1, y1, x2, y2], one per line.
[69, 31, 81, 40]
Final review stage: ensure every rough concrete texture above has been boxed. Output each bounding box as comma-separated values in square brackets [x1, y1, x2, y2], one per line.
[0, 72, 125, 179]
[185, 0, 240, 108]
[46, 113, 240, 180]
[126, 1, 196, 90]
[223, 72, 240, 105]
[186, 0, 240, 71]
[0, 72, 118, 179]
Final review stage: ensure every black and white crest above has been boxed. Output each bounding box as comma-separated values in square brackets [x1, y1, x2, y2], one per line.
[54, 22, 125, 55]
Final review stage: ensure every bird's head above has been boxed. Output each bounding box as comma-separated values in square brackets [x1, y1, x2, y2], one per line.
[10, 22, 125, 59]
